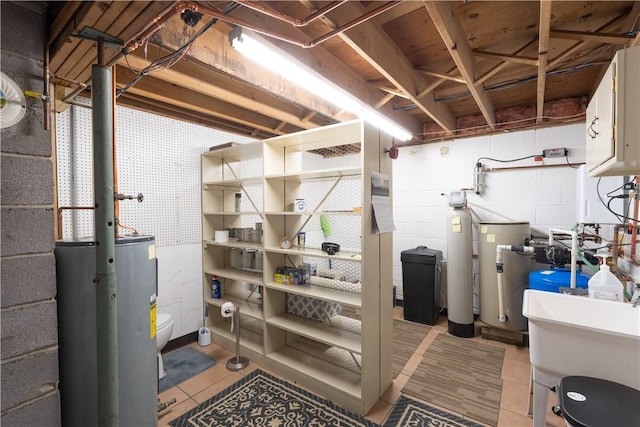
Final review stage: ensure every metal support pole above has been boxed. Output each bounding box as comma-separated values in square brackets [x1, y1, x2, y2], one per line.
[93, 37, 119, 426]
[226, 304, 249, 371]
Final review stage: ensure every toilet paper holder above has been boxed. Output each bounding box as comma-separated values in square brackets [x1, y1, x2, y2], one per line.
[220, 302, 250, 371]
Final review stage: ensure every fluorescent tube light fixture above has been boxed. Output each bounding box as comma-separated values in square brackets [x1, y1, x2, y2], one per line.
[229, 27, 412, 141]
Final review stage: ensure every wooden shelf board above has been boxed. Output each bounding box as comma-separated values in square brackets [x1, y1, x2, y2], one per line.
[203, 176, 263, 190]
[203, 239, 264, 251]
[202, 141, 263, 160]
[205, 266, 264, 285]
[267, 313, 361, 354]
[265, 167, 360, 181]
[263, 211, 361, 216]
[203, 211, 259, 216]
[263, 246, 361, 262]
[268, 345, 361, 399]
[264, 282, 361, 308]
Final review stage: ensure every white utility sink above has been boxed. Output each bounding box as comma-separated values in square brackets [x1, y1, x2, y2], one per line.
[523, 289, 640, 427]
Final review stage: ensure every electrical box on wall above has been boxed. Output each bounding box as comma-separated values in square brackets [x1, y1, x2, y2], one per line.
[585, 45, 640, 177]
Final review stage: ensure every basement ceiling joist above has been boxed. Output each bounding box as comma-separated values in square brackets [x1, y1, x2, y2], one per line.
[47, 1, 640, 144]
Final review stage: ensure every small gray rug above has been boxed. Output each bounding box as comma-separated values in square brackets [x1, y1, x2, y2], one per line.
[402, 334, 504, 426]
[158, 347, 216, 393]
[393, 319, 432, 378]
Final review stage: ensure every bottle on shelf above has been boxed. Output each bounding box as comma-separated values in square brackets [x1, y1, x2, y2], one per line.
[235, 193, 241, 212]
[211, 275, 222, 299]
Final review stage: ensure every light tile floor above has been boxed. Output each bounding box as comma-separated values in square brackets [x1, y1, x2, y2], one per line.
[157, 308, 566, 427]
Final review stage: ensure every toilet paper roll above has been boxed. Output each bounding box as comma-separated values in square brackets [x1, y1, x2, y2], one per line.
[221, 301, 235, 317]
[214, 230, 229, 243]
[221, 301, 236, 332]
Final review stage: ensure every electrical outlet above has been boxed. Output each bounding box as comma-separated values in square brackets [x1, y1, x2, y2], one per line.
[543, 148, 568, 158]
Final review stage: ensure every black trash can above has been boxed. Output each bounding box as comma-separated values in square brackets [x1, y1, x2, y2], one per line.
[400, 246, 443, 325]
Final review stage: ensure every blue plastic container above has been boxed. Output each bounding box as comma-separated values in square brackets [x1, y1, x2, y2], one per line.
[529, 269, 590, 293]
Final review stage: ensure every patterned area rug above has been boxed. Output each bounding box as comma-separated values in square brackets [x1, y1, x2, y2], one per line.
[159, 347, 216, 393]
[393, 319, 432, 377]
[383, 396, 484, 427]
[169, 369, 378, 426]
[402, 334, 504, 426]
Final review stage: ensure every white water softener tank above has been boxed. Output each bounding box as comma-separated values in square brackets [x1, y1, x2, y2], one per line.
[446, 192, 474, 337]
[478, 222, 531, 330]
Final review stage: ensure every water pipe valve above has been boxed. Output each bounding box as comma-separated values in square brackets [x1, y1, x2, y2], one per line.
[115, 192, 144, 203]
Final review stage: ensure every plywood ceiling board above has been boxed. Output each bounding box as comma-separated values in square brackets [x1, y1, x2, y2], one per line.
[56, 1, 129, 78]
[65, 1, 150, 81]
[49, 1, 112, 71]
[456, 1, 540, 49]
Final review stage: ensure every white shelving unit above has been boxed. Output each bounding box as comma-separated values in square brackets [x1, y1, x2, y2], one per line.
[201, 120, 393, 414]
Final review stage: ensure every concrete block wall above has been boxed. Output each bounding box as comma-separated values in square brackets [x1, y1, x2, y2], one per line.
[393, 123, 587, 299]
[1, 2, 60, 425]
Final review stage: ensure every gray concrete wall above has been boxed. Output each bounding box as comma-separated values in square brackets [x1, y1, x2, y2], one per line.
[1, 2, 61, 425]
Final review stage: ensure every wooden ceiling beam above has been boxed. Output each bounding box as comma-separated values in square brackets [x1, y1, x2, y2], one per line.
[153, 13, 384, 126]
[549, 29, 635, 45]
[115, 65, 289, 136]
[48, 1, 83, 44]
[424, 0, 496, 129]
[321, 1, 457, 133]
[117, 48, 322, 130]
[369, 1, 424, 26]
[472, 50, 538, 66]
[416, 69, 466, 84]
[547, 11, 628, 70]
[537, 1, 552, 124]
[117, 93, 277, 138]
[475, 38, 539, 86]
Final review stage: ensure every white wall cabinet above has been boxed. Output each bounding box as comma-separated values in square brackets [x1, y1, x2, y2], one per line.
[585, 45, 640, 177]
[201, 120, 394, 414]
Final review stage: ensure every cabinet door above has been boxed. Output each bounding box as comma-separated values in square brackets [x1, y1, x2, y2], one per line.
[586, 62, 616, 172]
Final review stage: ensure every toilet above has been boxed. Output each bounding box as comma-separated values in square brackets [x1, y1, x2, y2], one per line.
[156, 312, 174, 379]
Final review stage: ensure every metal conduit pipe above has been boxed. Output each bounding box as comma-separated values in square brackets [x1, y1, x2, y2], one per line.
[631, 175, 639, 263]
[43, 2, 50, 131]
[235, 1, 347, 27]
[92, 38, 119, 426]
[191, 1, 400, 48]
[61, 0, 400, 105]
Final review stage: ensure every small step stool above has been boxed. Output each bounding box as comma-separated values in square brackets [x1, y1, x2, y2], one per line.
[557, 376, 640, 427]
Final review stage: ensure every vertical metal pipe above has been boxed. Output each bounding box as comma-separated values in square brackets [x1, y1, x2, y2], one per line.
[92, 41, 119, 425]
[43, 2, 50, 131]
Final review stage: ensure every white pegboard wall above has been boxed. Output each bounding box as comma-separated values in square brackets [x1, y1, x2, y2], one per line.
[55, 100, 256, 245]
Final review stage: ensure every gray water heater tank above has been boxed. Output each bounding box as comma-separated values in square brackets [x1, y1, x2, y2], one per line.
[478, 222, 532, 330]
[55, 235, 158, 426]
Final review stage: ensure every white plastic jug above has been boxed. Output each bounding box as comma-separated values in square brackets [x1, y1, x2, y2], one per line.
[588, 261, 624, 302]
